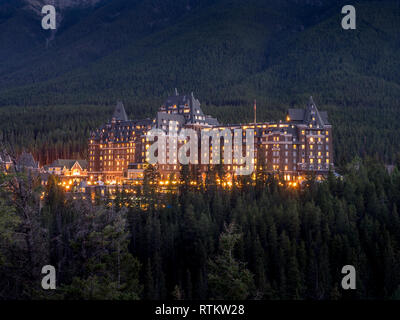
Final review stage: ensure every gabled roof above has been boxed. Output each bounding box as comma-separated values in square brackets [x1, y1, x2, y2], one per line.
[287, 97, 330, 126]
[49, 159, 88, 170]
[160, 90, 218, 126]
[0, 153, 12, 164]
[17, 152, 38, 169]
[304, 96, 325, 127]
[156, 112, 186, 128]
[319, 111, 329, 125]
[205, 116, 219, 126]
[91, 118, 153, 141]
[112, 101, 128, 121]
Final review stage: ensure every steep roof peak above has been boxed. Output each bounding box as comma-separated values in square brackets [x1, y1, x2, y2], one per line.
[112, 101, 128, 121]
[305, 96, 324, 126]
[17, 152, 38, 169]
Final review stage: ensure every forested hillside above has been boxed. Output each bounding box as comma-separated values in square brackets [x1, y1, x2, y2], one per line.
[0, 0, 399, 165]
[1, 160, 400, 299]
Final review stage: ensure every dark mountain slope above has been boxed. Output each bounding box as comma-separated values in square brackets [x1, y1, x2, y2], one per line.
[0, 0, 399, 165]
[0, 0, 206, 86]
[0, 0, 331, 105]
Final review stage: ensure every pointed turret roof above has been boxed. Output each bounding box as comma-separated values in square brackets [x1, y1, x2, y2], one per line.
[112, 101, 128, 121]
[17, 152, 38, 169]
[304, 96, 325, 127]
[158, 90, 219, 127]
[287, 96, 330, 126]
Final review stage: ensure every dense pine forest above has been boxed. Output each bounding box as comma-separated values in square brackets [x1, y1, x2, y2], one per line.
[1, 159, 400, 300]
[0, 0, 399, 166]
[1, 0, 400, 301]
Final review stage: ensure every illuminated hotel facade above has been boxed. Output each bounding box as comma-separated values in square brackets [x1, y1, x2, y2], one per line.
[88, 91, 333, 185]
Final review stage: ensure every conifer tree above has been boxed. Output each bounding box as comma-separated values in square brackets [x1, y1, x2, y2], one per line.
[208, 223, 255, 300]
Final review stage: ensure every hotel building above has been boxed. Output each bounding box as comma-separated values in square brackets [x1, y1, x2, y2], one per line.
[88, 92, 333, 184]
